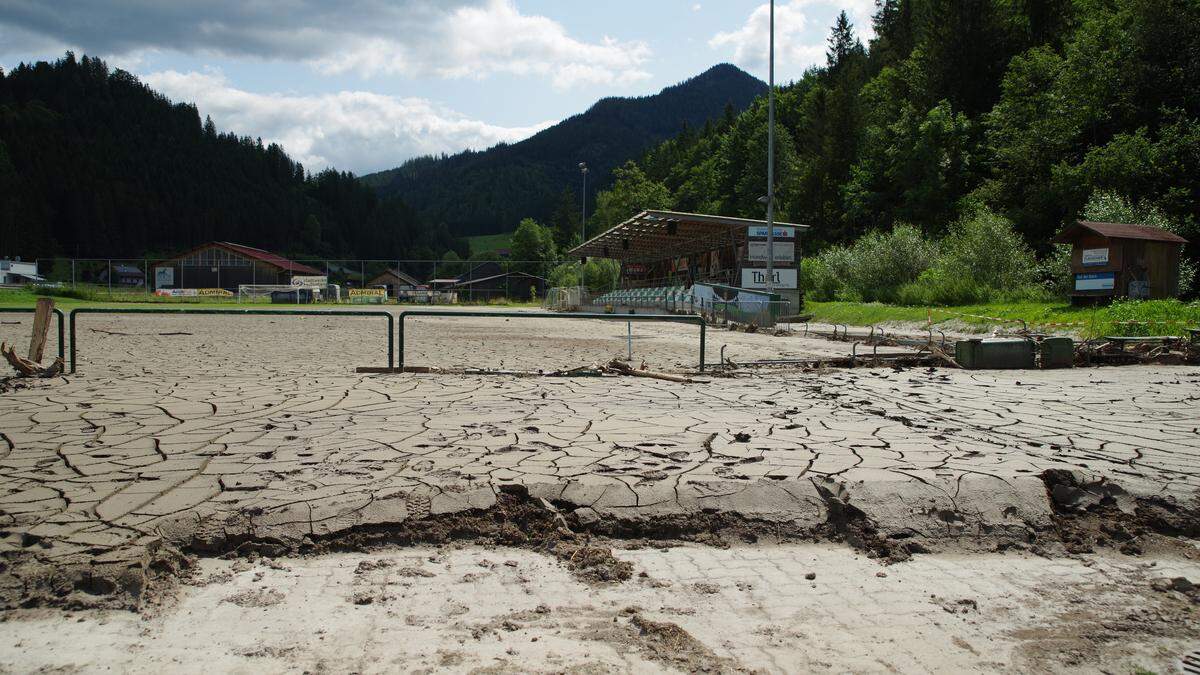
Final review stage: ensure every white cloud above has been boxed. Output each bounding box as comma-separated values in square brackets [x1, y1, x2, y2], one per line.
[1, 0, 651, 89]
[312, 1, 651, 88]
[709, 1, 875, 77]
[143, 70, 555, 174]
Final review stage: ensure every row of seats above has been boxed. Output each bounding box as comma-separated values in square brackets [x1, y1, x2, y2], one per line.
[594, 286, 693, 308]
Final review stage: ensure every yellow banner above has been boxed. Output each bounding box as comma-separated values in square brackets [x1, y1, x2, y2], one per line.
[349, 288, 387, 297]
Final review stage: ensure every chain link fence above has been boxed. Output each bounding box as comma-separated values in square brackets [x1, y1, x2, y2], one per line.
[545, 285, 793, 328]
[18, 258, 581, 304]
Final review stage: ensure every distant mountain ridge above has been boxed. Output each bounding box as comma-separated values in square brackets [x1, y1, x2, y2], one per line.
[361, 64, 767, 236]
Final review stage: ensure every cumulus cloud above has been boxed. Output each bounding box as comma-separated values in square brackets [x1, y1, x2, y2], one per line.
[709, 0, 875, 76]
[0, 0, 651, 88]
[143, 70, 555, 174]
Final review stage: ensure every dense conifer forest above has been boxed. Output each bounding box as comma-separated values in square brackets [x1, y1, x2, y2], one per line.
[0, 53, 465, 260]
[619, 0, 1198, 254]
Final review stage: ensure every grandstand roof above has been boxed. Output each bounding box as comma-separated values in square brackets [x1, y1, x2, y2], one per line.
[569, 210, 811, 262]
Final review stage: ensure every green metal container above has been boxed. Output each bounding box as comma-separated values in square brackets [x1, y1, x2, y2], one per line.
[1039, 337, 1074, 369]
[955, 338, 1036, 370]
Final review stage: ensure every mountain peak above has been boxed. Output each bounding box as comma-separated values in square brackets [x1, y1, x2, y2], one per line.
[362, 64, 767, 236]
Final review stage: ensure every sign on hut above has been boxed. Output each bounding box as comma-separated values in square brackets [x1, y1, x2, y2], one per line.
[1051, 221, 1188, 303]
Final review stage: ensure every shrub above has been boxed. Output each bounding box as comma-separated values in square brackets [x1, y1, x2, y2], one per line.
[849, 224, 937, 302]
[1034, 244, 1074, 296]
[1103, 298, 1200, 337]
[895, 268, 990, 306]
[800, 256, 841, 302]
[937, 207, 1037, 290]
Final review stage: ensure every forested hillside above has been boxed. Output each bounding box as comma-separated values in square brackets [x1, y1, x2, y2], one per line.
[0, 54, 465, 260]
[361, 64, 766, 237]
[611, 0, 1198, 254]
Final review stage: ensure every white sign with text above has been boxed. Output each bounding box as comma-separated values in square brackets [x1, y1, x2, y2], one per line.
[1081, 248, 1109, 266]
[748, 241, 795, 263]
[741, 268, 797, 290]
[747, 225, 796, 239]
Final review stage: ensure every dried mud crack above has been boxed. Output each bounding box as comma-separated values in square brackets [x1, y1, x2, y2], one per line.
[4, 471, 1198, 612]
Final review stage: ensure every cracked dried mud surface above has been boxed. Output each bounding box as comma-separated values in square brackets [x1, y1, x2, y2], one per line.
[1, 312, 1199, 671]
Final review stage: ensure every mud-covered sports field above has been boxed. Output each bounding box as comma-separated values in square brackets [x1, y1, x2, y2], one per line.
[1, 308, 1198, 673]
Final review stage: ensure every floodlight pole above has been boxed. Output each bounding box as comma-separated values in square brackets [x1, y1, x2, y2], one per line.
[579, 162, 588, 294]
[765, 0, 776, 294]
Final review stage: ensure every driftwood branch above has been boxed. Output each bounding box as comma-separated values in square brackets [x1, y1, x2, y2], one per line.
[2, 342, 63, 378]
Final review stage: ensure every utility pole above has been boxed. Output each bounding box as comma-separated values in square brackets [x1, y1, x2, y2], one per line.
[766, 0, 776, 294]
[579, 162, 588, 294]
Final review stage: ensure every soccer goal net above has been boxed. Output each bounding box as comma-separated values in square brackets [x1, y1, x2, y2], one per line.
[238, 284, 306, 302]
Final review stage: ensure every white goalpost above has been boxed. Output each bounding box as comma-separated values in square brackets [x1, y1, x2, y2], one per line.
[237, 284, 301, 302]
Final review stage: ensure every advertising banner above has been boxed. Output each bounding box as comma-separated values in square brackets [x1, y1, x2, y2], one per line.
[741, 268, 797, 290]
[1081, 248, 1109, 267]
[349, 288, 387, 304]
[290, 276, 328, 288]
[747, 241, 795, 263]
[1075, 272, 1115, 291]
[746, 226, 796, 239]
[154, 266, 174, 289]
[153, 288, 232, 297]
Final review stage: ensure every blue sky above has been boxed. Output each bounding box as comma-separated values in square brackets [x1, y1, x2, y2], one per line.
[0, 1, 875, 174]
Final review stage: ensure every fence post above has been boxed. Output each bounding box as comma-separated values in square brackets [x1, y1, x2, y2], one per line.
[107, 260, 112, 293]
[71, 259, 75, 288]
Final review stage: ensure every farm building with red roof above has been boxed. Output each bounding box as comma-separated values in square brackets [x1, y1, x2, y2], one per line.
[151, 242, 322, 291]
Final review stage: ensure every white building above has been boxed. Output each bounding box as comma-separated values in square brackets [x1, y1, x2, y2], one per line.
[0, 259, 41, 285]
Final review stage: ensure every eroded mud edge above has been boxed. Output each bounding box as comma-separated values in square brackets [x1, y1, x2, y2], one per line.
[3, 471, 1197, 611]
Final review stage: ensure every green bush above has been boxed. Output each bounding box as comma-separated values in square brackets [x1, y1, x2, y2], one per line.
[842, 224, 937, 302]
[1102, 298, 1200, 336]
[895, 268, 990, 306]
[937, 207, 1037, 289]
[803, 210, 1063, 306]
[804, 224, 936, 303]
[800, 257, 842, 302]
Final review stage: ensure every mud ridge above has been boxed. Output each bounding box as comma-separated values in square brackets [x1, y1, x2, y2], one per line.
[5, 474, 1199, 612]
[1041, 469, 1200, 556]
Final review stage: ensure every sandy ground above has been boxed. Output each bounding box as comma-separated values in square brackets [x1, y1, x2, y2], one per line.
[0, 307, 922, 376]
[1, 308, 1198, 672]
[1, 544, 1197, 674]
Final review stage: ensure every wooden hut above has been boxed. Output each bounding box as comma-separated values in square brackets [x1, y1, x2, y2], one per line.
[368, 268, 421, 297]
[1051, 221, 1188, 302]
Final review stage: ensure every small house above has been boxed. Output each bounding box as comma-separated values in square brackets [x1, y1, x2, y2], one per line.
[0, 259, 41, 285]
[367, 268, 421, 298]
[99, 264, 145, 287]
[1051, 221, 1188, 302]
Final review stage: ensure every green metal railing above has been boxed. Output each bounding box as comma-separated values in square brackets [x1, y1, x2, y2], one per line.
[0, 307, 66, 363]
[396, 310, 707, 371]
[68, 308, 394, 373]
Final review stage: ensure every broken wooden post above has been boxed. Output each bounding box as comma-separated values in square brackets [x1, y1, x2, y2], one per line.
[28, 298, 54, 363]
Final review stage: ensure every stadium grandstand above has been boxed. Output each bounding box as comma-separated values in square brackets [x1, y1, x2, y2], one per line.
[567, 210, 810, 325]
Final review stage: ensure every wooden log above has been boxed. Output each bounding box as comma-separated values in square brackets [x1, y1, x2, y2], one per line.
[4, 342, 64, 378]
[604, 359, 696, 383]
[28, 298, 53, 363]
[3, 342, 39, 377]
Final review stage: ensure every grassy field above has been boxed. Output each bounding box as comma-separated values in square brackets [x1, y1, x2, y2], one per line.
[466, 231, 514, 255]
[807, 299, 1200, 337]
[4, 287, 1194, 337]
[0, 287, 543, 310]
